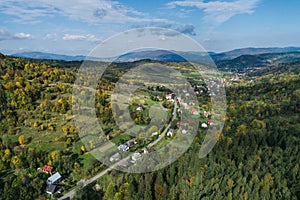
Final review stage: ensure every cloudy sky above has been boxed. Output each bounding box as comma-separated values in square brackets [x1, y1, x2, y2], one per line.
[0, 0, 299, 55]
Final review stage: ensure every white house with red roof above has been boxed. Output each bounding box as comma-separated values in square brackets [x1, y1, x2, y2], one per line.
[192, 109, 199, 115]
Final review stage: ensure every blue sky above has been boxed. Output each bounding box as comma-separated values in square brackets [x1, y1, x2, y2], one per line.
[0, 0, 299, 55]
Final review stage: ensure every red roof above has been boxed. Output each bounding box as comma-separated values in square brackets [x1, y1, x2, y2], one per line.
[41, 165, 53, 173]
[208, 119, 213, 123]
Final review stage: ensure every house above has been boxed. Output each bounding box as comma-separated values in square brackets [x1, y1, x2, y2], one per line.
[110, 153, 120, 162]
[46, 184, 57, 195]
[40, 165, 53, 174]
[131, 152, 142, 163]
[46, 172, 62, 185]
[118, 144, 129, 151]
[201, 123, 208, 128]
[143, 148, 148, 154]
[157, 96, 163, 101]
[208, 119, 214, 125]
[181, 129, 188, 135]
[136, 106, 143, 111]
[166, 94, 172, 100]
[167, 129, 174, 137]
[192, 109, 199, 115]
[204, 111, 211, 117]
[151, 132, 159, 137]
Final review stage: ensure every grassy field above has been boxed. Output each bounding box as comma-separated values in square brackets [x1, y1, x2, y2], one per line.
[110, 134, 132, 145]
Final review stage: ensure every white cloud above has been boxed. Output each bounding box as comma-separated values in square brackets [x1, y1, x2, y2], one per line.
[14, 32, 31, 39]
[62, 34, 100, 42]
[0, 29, 31, 40]
[167, 0, 260, 27]
[0, 0, 167, 24]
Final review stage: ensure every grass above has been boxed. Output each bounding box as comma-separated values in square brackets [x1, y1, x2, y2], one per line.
[110, 134, 132, 145]
[4, 112, 77, 153]
[151, 137, 173, 151]
[78, 153, 96, 172]
[145, 98, 159, 106]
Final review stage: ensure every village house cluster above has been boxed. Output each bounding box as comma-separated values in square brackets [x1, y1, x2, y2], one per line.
[108, 82, 217, 167]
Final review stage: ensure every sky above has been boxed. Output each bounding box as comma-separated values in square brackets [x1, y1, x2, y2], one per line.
[0, 0, 300, 55]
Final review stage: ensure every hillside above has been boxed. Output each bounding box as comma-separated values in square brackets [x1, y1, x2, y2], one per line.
[0, 54, 299, 199]
[216, 52, 300, 73]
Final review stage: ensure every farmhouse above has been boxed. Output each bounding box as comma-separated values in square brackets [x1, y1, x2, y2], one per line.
[118, 144, 129, 151]
[136, 106, 143, 111]
[40, 165, 53, 174]
[46, 184, 57, 195]
[151, 131, 159, 136]
[192, 109, 199, 115]
[201, 123, 208, 128]
[167, 129, 174, 137]
[46, 172, 62, 195]
[181, 128, 188, 135]
[131, 152, 142, 163]
[46, 172, 61, 185]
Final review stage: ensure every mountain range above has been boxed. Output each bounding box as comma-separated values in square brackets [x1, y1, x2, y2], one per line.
[11, 52, 88, 61]
[10, 47, 300, 62]
[7, 47, 300, 72]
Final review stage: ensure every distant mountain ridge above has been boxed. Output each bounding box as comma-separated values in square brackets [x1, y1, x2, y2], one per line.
[9, 47, 300, 62]
[216, 47, 300, 60]
[11, 52, 88, 61]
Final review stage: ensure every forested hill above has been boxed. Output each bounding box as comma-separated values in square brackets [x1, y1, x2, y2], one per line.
[216, 52, 300, 73]
[0, 54, 299, 199]
[80, 60, 300, 200]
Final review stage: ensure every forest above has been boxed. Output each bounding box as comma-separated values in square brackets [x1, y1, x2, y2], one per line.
[0, 53, 299, 199]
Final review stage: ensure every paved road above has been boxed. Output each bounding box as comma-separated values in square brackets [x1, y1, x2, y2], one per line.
[58, 156, 130, 200]
[58, 98, 178, 200]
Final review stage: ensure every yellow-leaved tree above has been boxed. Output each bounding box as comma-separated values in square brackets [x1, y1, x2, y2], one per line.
[18, 135, 25, 145]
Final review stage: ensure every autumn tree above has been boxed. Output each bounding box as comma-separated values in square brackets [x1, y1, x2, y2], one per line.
[18, 135, 26, 145]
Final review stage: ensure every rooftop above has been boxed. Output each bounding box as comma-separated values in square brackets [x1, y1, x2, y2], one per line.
[47, 172, 61, 185]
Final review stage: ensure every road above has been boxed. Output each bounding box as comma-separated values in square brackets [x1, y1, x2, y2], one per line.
[58, 156, 130, 200]
[58, 98, 178, 200]
[147, 97, 177, 148]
